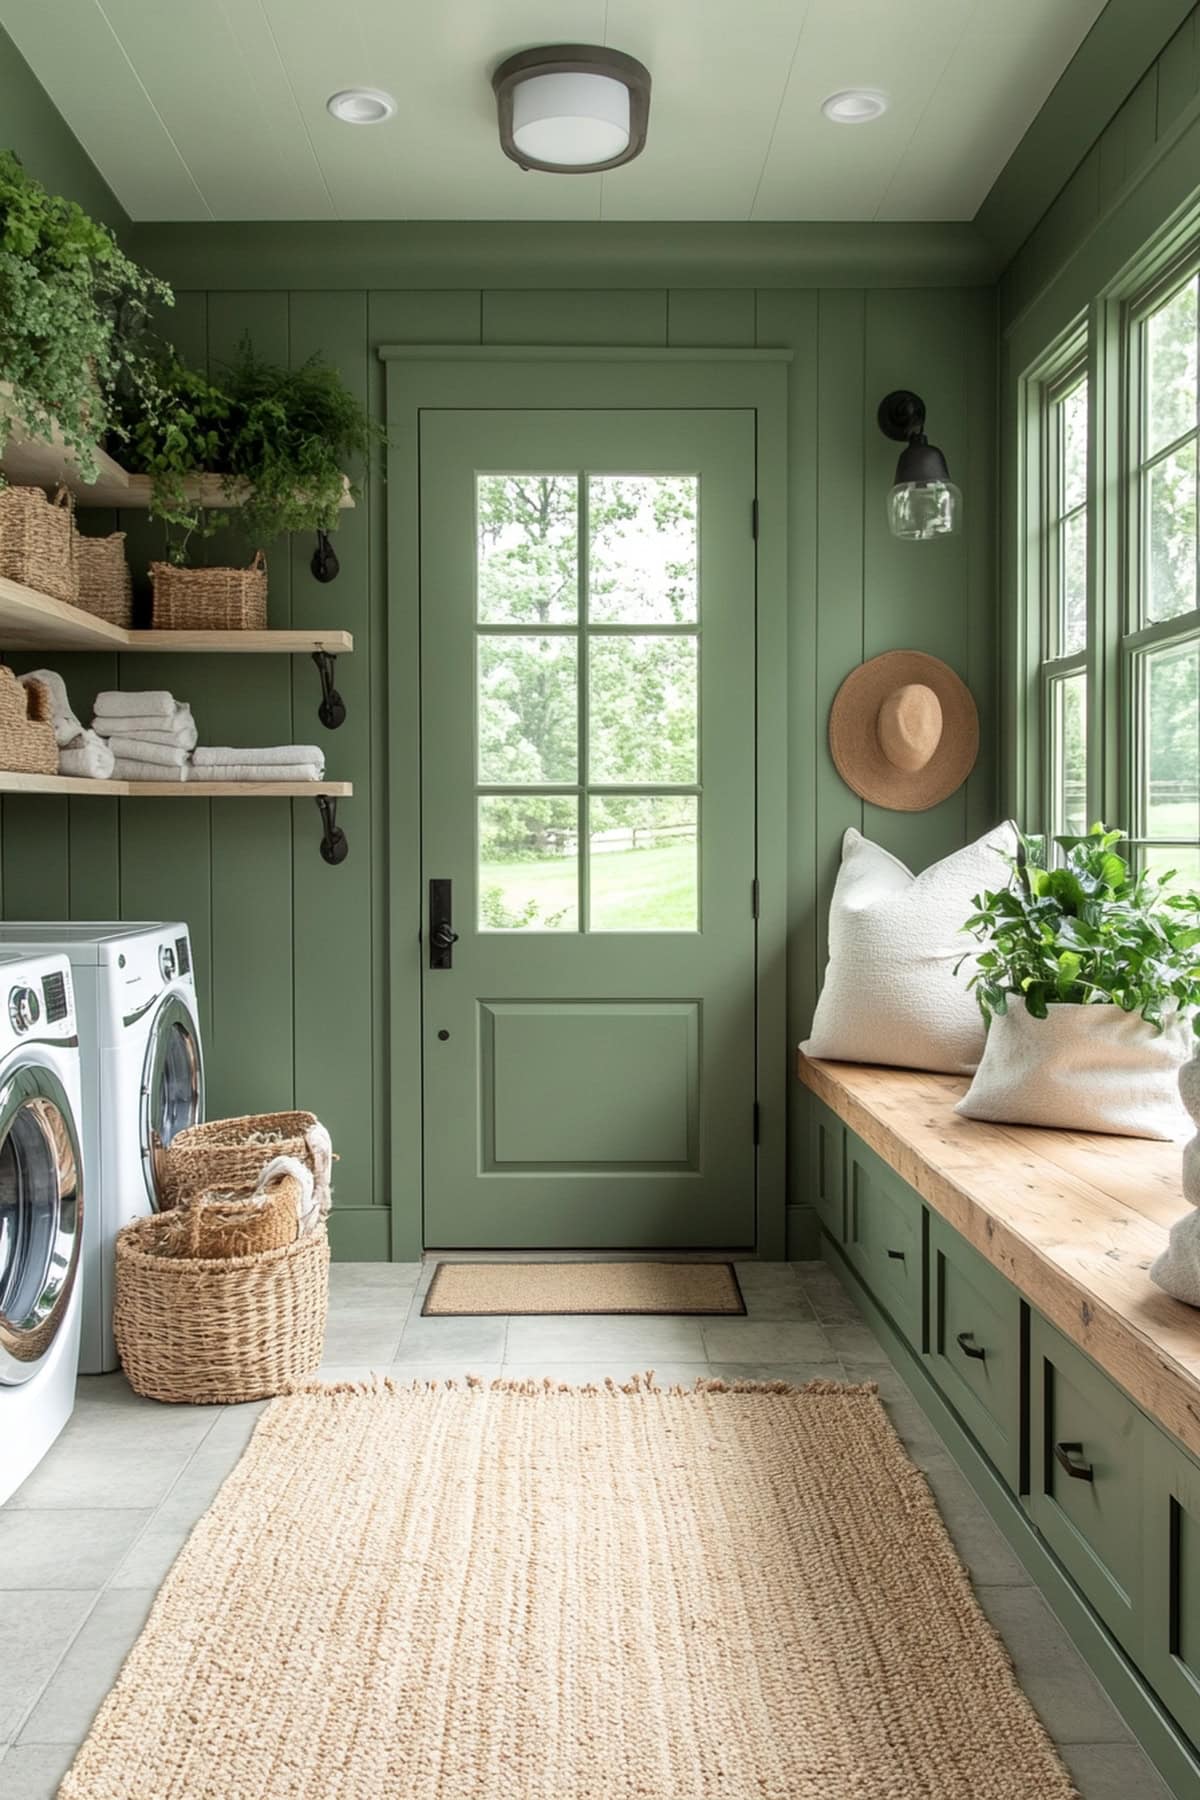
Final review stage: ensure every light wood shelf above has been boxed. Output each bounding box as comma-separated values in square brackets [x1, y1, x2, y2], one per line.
[0, 773, 352, 799]
[0, 576, 352, 654]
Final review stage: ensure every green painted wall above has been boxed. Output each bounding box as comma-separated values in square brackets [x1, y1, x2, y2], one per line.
[0, 28, 126, 230]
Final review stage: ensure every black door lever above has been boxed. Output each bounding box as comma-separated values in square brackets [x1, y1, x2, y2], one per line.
[429, 879, 458, 969]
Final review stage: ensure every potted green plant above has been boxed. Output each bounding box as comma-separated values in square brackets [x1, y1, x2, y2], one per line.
[0, 149, 171, 480]
[956, 824, 1200, 1138]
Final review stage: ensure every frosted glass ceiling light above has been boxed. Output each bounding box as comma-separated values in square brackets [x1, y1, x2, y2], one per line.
[493, 45, 651, 173]
[877, 390, 962, 541]
[822, 89, 888, 124]
[326, 88, 397, 125]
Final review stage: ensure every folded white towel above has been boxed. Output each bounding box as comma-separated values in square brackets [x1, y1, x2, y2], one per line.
[188, 763, 323, 783]
[93, 690, 177, 720]
[93, 702, 195, 742]
[112, 756, 188, 783]
[105, 736, 191, 768]
[192, 744, 325, 772]
[21, 669, 85, 748]
[59, 733, 116, 780]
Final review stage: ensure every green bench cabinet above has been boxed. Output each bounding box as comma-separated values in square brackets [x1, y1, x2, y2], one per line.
[927, 1213, 1023, 1492]
[810, 1098, 845, 1241]
[1146, 1425, 1200, 1748]
[843, 1134, 924, 1348]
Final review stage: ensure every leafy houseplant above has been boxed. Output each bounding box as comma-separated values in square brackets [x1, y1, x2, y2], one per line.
[0, 150, 172, 480]
[955, 824, 1200, 1138]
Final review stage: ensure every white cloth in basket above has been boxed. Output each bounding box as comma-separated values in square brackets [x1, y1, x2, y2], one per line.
[257, 1155, 322, 1235]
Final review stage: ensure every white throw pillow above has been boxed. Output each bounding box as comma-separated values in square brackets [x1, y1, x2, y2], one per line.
[801, 822, 1017, 1075]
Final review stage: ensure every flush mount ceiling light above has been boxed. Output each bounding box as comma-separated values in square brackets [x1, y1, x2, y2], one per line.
[492, 44, 651, 173]
[326, 87, 397, 125]
[822, 89, 889, 124]
[877, 390, 962, 540]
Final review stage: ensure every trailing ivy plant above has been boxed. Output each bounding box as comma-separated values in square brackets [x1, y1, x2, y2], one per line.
[120, 356, 230, 559]
[0, 150, 172, 480]
[958, 824, 1200, 1035]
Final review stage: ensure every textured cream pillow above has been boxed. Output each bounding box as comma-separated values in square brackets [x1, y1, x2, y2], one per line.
[801, 823, 1017, 1075]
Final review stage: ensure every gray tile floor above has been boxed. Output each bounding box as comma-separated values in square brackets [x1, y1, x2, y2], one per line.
[0, 1258, 1171, 1800]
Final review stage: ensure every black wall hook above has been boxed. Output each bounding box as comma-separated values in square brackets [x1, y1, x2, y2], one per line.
[312, 651, 347, 729]
[316, 795, 348, 865]
[311, 529, 340, 583]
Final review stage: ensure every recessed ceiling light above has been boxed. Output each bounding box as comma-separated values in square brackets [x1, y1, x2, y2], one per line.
[492, 45, 651, 174]
[326, 87, 397, 125]
[821, 89, 888, 125]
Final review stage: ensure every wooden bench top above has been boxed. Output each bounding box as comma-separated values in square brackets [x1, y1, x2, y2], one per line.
[796, 1052, 1200, 1462]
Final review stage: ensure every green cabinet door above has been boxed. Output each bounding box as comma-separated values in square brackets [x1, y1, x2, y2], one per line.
[419, 408, 758, 1248]
[810, 1097, 845, 1241]
[843, 1136, 924, 1346]
[1028, 1312, 1146, 1660]
[926, 1214, 1022, 1491]
[1145, 1424, 1200, 1746]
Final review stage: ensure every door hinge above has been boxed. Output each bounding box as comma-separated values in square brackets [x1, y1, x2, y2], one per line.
[751, 876, 760, 919]
[751, 496, 759, 539]
[753, 1101, 761, 1146]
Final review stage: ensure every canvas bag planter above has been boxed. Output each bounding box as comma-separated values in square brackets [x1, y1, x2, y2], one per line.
[957, 1000, 1194, 1140]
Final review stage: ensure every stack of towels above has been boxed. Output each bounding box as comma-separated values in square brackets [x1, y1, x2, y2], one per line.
[92, 691, 197, 782]
[20, 669, 115, 779]
[188, 745, 325, 782]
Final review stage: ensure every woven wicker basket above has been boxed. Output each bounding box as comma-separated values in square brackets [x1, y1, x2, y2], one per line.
[114, 1215, 329, 1404]
[0, 484, 77, 603]
[150, 550, 267, 631]
[0, 669, 58, 775]
[151, 1173, 304, 1261]
[160, 1109, 332, 1209]
[75, 530, 132, 627]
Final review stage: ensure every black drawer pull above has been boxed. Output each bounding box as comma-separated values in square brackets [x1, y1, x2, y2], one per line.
[955, 1331, 986, 1361]
[886, 1248, 905, 1261]
[1054, 1441, 1094, 1483]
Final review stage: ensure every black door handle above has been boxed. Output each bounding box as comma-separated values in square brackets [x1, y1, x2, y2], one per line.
[886, 1248, 905, 1261]
[429, 879, 457, 969]
[956, 1330, 986, 1361]
[1054, 1441, 1094, 1482]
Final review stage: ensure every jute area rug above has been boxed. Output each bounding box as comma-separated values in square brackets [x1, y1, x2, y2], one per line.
[62, 1377, 1078, 1800]
[423, 1259, 745, 1316]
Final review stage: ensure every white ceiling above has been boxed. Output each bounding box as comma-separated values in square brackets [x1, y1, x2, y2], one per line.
[2, 0, 1108, 222]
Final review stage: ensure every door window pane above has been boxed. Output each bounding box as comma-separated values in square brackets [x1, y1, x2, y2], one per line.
[1147, 277, 1198, 459]
[588, 636, 698, 783]
[588, 476, 698, 623]
[478, 636, 577, 784]
[476, 475, 578, 623]
[478, 797, 578, 931]
[1050, 673, 1087, 838]
[1146, 439, 1197, 623]
[1143, 640, 1200, 843]
[589, 797, 698, 931]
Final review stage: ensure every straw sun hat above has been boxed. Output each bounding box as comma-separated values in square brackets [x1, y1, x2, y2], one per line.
[828, 650, 979, 812]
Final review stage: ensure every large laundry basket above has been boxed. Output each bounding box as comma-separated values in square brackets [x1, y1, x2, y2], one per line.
[114, 1215, 329, 1403]
[159, 1109, 333, 1209]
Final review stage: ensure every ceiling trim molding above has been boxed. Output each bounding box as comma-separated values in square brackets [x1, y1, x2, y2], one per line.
[127, 220, 998, 293]
[975, 0, 1196, 269]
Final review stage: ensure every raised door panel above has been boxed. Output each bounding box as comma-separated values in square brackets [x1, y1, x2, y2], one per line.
[844, 1136, 923, 1347]
[810, 1097, 844, 1240]
[926, 1213, 1022, 1491]
[1145, 1425, 1200, 1746]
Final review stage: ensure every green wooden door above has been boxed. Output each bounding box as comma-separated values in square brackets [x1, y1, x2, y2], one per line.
[419, 408, 757, 1248]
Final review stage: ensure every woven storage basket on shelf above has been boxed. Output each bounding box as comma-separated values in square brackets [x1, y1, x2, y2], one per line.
[0, 670, 58, 775]
[75, 530, 132, 627]
[114, 1215, 329, 1403]
[160, 1109, 331, 1208]
[150, 550, 267, 630]
[153, 1173, 304, 1261]
[0, 484, 77, 603]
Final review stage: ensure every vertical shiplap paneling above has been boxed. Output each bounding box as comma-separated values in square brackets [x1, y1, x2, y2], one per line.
[1156, 8, 1200, 134]
[480, 290, 668, 346]
[287, 289, 376, 1225]
[963, 286, 1001, 843]
[667, 291, 756, 347]
[202, 290, 295, 1120]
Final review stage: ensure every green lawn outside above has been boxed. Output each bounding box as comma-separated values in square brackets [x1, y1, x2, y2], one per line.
[480, 841, 698, 930]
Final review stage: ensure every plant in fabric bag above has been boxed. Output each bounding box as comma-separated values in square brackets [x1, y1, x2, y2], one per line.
[958, 824, 1200, 1034]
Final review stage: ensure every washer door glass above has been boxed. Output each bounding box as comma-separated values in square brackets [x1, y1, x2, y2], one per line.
[141, 994, 204, 1209]
[0, 1066, 83, 1384]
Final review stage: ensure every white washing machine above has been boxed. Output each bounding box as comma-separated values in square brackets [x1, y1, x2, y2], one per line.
[0, 951, 85, 1504]
[0, 924, 204, 1375]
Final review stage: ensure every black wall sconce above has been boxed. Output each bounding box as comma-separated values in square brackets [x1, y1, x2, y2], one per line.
[877, 390, 961, 540]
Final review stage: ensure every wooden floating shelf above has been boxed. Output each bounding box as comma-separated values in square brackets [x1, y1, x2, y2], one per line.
[0, 773, 352, 799]
[0, 576, 352, 655]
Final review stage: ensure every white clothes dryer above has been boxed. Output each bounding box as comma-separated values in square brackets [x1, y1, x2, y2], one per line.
[0, 924, 203, 1374]
[0, 951, 85, 1504]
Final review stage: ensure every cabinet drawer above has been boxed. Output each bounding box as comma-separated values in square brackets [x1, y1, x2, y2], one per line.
[1029, 1313, 1145, 1659]
[844, 1137, 923, 1347]
[926, 1214, 1022, 1491]
[1145, 1426, 1200, 1747]
[811, 1098, 844, 1240]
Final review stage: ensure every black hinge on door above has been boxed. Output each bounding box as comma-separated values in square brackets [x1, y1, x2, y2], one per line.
[751, 876, 760, 919]
[753, 1101, 761, 1146]
[751, 496, 759, 539]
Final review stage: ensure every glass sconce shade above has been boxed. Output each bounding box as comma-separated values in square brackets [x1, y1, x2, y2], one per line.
[887, 479, 962, 541]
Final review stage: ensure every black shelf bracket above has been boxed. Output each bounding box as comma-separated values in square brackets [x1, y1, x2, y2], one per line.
[312, 651, 347, 730]
[315, 795, 348, 865]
